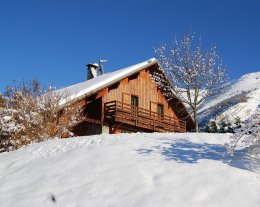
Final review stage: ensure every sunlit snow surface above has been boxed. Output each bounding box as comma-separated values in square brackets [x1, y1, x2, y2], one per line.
[1, 133, 260, 207]
[199, 72, 260, 123]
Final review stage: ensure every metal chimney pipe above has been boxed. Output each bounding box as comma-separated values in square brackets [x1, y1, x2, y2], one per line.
[86, 63, 99, 80]
[99, 60, 108, 75]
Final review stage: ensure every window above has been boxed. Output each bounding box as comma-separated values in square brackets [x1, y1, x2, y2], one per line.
[157, 103, 164, 117]
[131, 95, 139, 107]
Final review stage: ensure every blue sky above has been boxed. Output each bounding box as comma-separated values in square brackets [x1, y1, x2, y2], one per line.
[0, 0, 260, 92]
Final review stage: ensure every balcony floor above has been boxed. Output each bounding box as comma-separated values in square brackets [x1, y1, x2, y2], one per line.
[104, 101, 186, 133]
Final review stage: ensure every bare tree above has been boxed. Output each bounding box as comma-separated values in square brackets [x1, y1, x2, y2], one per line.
[155, 33, 228, 132]
[0, 94, 5, 108]
[0, 80, 83, 152]
[227, 107, 260, 156]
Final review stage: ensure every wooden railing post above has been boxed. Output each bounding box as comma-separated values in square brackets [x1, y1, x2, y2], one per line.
[104, 100, 187, 133]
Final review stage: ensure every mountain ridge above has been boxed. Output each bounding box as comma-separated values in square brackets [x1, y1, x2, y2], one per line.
[199, 71, 260, 124]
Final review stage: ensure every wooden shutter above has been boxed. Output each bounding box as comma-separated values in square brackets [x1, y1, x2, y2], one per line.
[122, 93, 131, 105]
[150, 102, 157, 113]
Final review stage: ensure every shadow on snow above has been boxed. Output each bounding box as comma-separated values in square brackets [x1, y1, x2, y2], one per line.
[137, 137, 260, 172]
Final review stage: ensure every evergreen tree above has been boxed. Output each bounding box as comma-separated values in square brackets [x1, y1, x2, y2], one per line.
[234, 116, 241, 128]
[204, 124, 211, 133]
[219, 121, 227, 133]
[225, 121, 234, 133]
[209, 120, 218, 133]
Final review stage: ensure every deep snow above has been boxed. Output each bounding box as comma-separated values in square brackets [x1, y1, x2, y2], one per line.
[1, 133, 260, 207]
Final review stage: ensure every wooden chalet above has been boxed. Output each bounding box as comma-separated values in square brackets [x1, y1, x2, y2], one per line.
[56, 58, 195, 135]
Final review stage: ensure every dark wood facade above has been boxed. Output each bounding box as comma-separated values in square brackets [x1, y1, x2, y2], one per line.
[62, 64, 195, 136]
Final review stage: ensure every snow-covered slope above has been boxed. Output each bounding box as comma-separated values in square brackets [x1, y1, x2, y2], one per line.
[199, 71, 260, 123]
[1, 133, 260, 207]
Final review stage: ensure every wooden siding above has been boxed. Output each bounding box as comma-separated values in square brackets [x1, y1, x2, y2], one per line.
[104, 101, 186, 132]
[103, 69, 178, 120]
[57, 64, 194, 135]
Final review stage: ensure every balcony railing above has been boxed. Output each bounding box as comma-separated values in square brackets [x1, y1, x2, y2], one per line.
[104, 101, 186, 132]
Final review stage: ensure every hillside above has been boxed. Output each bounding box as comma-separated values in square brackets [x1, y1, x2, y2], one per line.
[1, 133, 260, 207]
[199, 71, 260, 124]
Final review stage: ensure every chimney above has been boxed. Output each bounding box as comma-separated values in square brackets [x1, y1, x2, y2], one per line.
[99, 59, 108, 75]
[87, 63, 99, 80]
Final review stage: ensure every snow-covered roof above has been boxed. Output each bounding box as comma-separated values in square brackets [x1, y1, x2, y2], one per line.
[56, 58, 158, 106]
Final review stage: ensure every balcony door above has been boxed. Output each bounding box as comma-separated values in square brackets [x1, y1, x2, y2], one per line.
[157, 103, 164, 118]
[131, 95, 139, 108]
[131, 95, 139, 120]
[150, 102, 164, 119]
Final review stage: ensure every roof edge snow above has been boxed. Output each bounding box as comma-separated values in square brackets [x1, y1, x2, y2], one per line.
[56, 58, 158, 107]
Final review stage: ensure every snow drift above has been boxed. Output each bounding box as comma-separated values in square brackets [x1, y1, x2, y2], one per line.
[1, 133, 260, 207]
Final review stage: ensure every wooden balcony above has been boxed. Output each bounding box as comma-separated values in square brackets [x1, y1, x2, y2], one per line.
[104, 101, 186, 133]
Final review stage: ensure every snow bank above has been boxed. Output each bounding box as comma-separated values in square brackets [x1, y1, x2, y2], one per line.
[1, 133, 260, 207]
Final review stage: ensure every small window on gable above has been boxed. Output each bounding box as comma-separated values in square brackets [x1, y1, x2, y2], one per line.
[157, 103, 164, 117]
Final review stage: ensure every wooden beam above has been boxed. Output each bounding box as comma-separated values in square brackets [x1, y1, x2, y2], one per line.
[109, 122, 121, 134]
[85, 117, 102, 125]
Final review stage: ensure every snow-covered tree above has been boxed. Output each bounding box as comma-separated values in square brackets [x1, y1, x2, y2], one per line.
[228, 107, 260, 156]
[234, 116, 241, 128]
[0, 94, 5, 108]
[204, 120, 218, 133]
[0, 80, 83, 152]
[155, 33, 228, 132]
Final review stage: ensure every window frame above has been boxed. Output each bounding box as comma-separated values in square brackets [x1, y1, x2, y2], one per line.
[131, 95, 139, 108]
[157, 103, 164, 118]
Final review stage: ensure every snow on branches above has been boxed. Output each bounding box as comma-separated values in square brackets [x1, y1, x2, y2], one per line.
[147, 68, 173, 101]
[155, 33, 228, 131]
[0, 80, 83, 152]
[227, 106, 260, 156]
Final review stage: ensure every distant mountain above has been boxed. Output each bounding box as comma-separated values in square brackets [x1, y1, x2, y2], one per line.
[199, 71, 260, 125]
